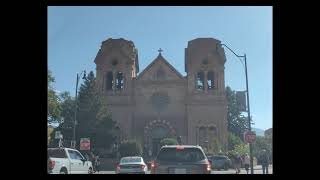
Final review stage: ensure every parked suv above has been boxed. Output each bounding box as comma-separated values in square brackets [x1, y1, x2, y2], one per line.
[150, 145, 211, 174]
[208, 155, 232, 171]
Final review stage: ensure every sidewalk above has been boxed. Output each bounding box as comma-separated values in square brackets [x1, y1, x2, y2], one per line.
[245, 165, 272, 170]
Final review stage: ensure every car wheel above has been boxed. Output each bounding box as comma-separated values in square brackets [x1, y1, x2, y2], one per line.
[88, 167, 93, 174]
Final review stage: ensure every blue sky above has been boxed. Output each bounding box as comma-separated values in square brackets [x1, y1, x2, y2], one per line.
[48, 6, 272, 130]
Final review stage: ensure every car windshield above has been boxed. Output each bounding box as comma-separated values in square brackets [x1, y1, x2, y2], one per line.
[121, 157, 141, 163]
[157, 147, 205, 162]
[48, 149, 67, 158]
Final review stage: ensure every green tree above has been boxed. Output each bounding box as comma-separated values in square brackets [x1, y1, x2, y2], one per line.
[230, 143, 249, 156]
[226, 86, 249, 139]
[208, 138, 225, 154]
[228, 132, 243, 151]
[76, 71, 116, 150]
[253, 136, 272, 163]
[48, 70, 61, 123]
[58, 91, 76, 146]
[48, 126, 54, 145]
[160, 138, 179, 147]
[119, 140, 142, 157]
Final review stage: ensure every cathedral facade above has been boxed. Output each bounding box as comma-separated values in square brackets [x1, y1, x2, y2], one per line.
[94, 37, 228, 155]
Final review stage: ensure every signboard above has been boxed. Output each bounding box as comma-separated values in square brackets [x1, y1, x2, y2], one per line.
[80, 138, 90, 150]
[244, 131, 256, 143]
[236, 91, 247, 112]
[55, 131, 63, 139]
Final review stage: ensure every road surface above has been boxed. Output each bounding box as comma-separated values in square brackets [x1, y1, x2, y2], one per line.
[95, 165, 273, 174]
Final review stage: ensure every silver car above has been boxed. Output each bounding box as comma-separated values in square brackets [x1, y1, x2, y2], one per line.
[150, 145, 211, 174]
[116, 156, 148, 174]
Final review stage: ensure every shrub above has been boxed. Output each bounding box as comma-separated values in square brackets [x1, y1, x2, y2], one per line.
[119, 140, 142, 157]
[160, 138, 179, 147]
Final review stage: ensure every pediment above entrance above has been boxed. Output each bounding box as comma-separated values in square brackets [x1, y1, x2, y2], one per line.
[136, 54, 184, 81]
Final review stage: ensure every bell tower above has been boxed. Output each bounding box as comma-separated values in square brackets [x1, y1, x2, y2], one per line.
[185, 38, 226, 95]
[93, 38, 139, 141]
[94, 38, 139, 96]
[184, 38, 228, 146]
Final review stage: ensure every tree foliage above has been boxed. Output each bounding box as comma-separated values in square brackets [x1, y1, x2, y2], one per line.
[230, 143, 249, 156]
[253, 136, 272, 163]
[160, 138, 179, 147]
[58, 92, 76, 145]
[119, 140, 142, 157]
[76, 71, 116, 149]
[48, 127, 54, 145]
[48, 70, 61, 123]
[208, 138, 225, 154]
[225, 86, 249, 139]
[228, 132, 243, 151]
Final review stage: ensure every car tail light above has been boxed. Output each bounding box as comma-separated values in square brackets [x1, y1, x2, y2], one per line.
[48, 159, 55, 170]
[176, 146, 184, 151]
[116, 163, 120, 172]
[151, 161, 155, 168]
[151, 161, 159, 173]
[207, 163, 211, 172]
[141, 164, 146, 169]
[203, 163, 211, 173]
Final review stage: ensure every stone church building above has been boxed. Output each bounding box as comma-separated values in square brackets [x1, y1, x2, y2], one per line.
[94, 37, 228, 155]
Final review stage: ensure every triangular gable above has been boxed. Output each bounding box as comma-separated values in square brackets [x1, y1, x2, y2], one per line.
[136, 54, 184, 80]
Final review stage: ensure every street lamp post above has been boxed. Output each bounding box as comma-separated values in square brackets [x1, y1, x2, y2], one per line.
[72, 70, 86, 149]
[217, 43, 254, 174]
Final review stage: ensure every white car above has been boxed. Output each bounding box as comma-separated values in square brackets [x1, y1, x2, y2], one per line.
[48, 148, 93, 174]
[116, 156, 148, 174]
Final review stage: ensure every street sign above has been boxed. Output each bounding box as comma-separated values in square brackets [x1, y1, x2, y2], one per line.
[80, 138, 90, 150]
[236, 91, 247, 112]
[244, 131, 256, 143]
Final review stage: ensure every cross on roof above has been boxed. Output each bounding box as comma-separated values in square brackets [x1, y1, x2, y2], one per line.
[158, 48, 163, 54]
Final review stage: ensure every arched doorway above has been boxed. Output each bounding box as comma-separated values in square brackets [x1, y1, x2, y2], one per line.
[144, 119, 176, 156]
[151, 125, 169, 156]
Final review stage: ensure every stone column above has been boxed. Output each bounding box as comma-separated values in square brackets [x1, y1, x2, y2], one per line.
[204, 71, 208, 91]
[101, 71, 105, 92]
[113, 70, 116, 91]
[219, 69, 224, 92]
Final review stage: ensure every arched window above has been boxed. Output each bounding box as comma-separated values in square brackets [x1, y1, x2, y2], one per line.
[209, 126, 217, 135]
[114, 126, 121, 144]
[207, 71, 215, 90]
[209, 126, 217, 141]
[196, 72, 204, 90]
[198, 127, 206, 147]
[116, 72, 124, 90]
[106, 71, 113, 90]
